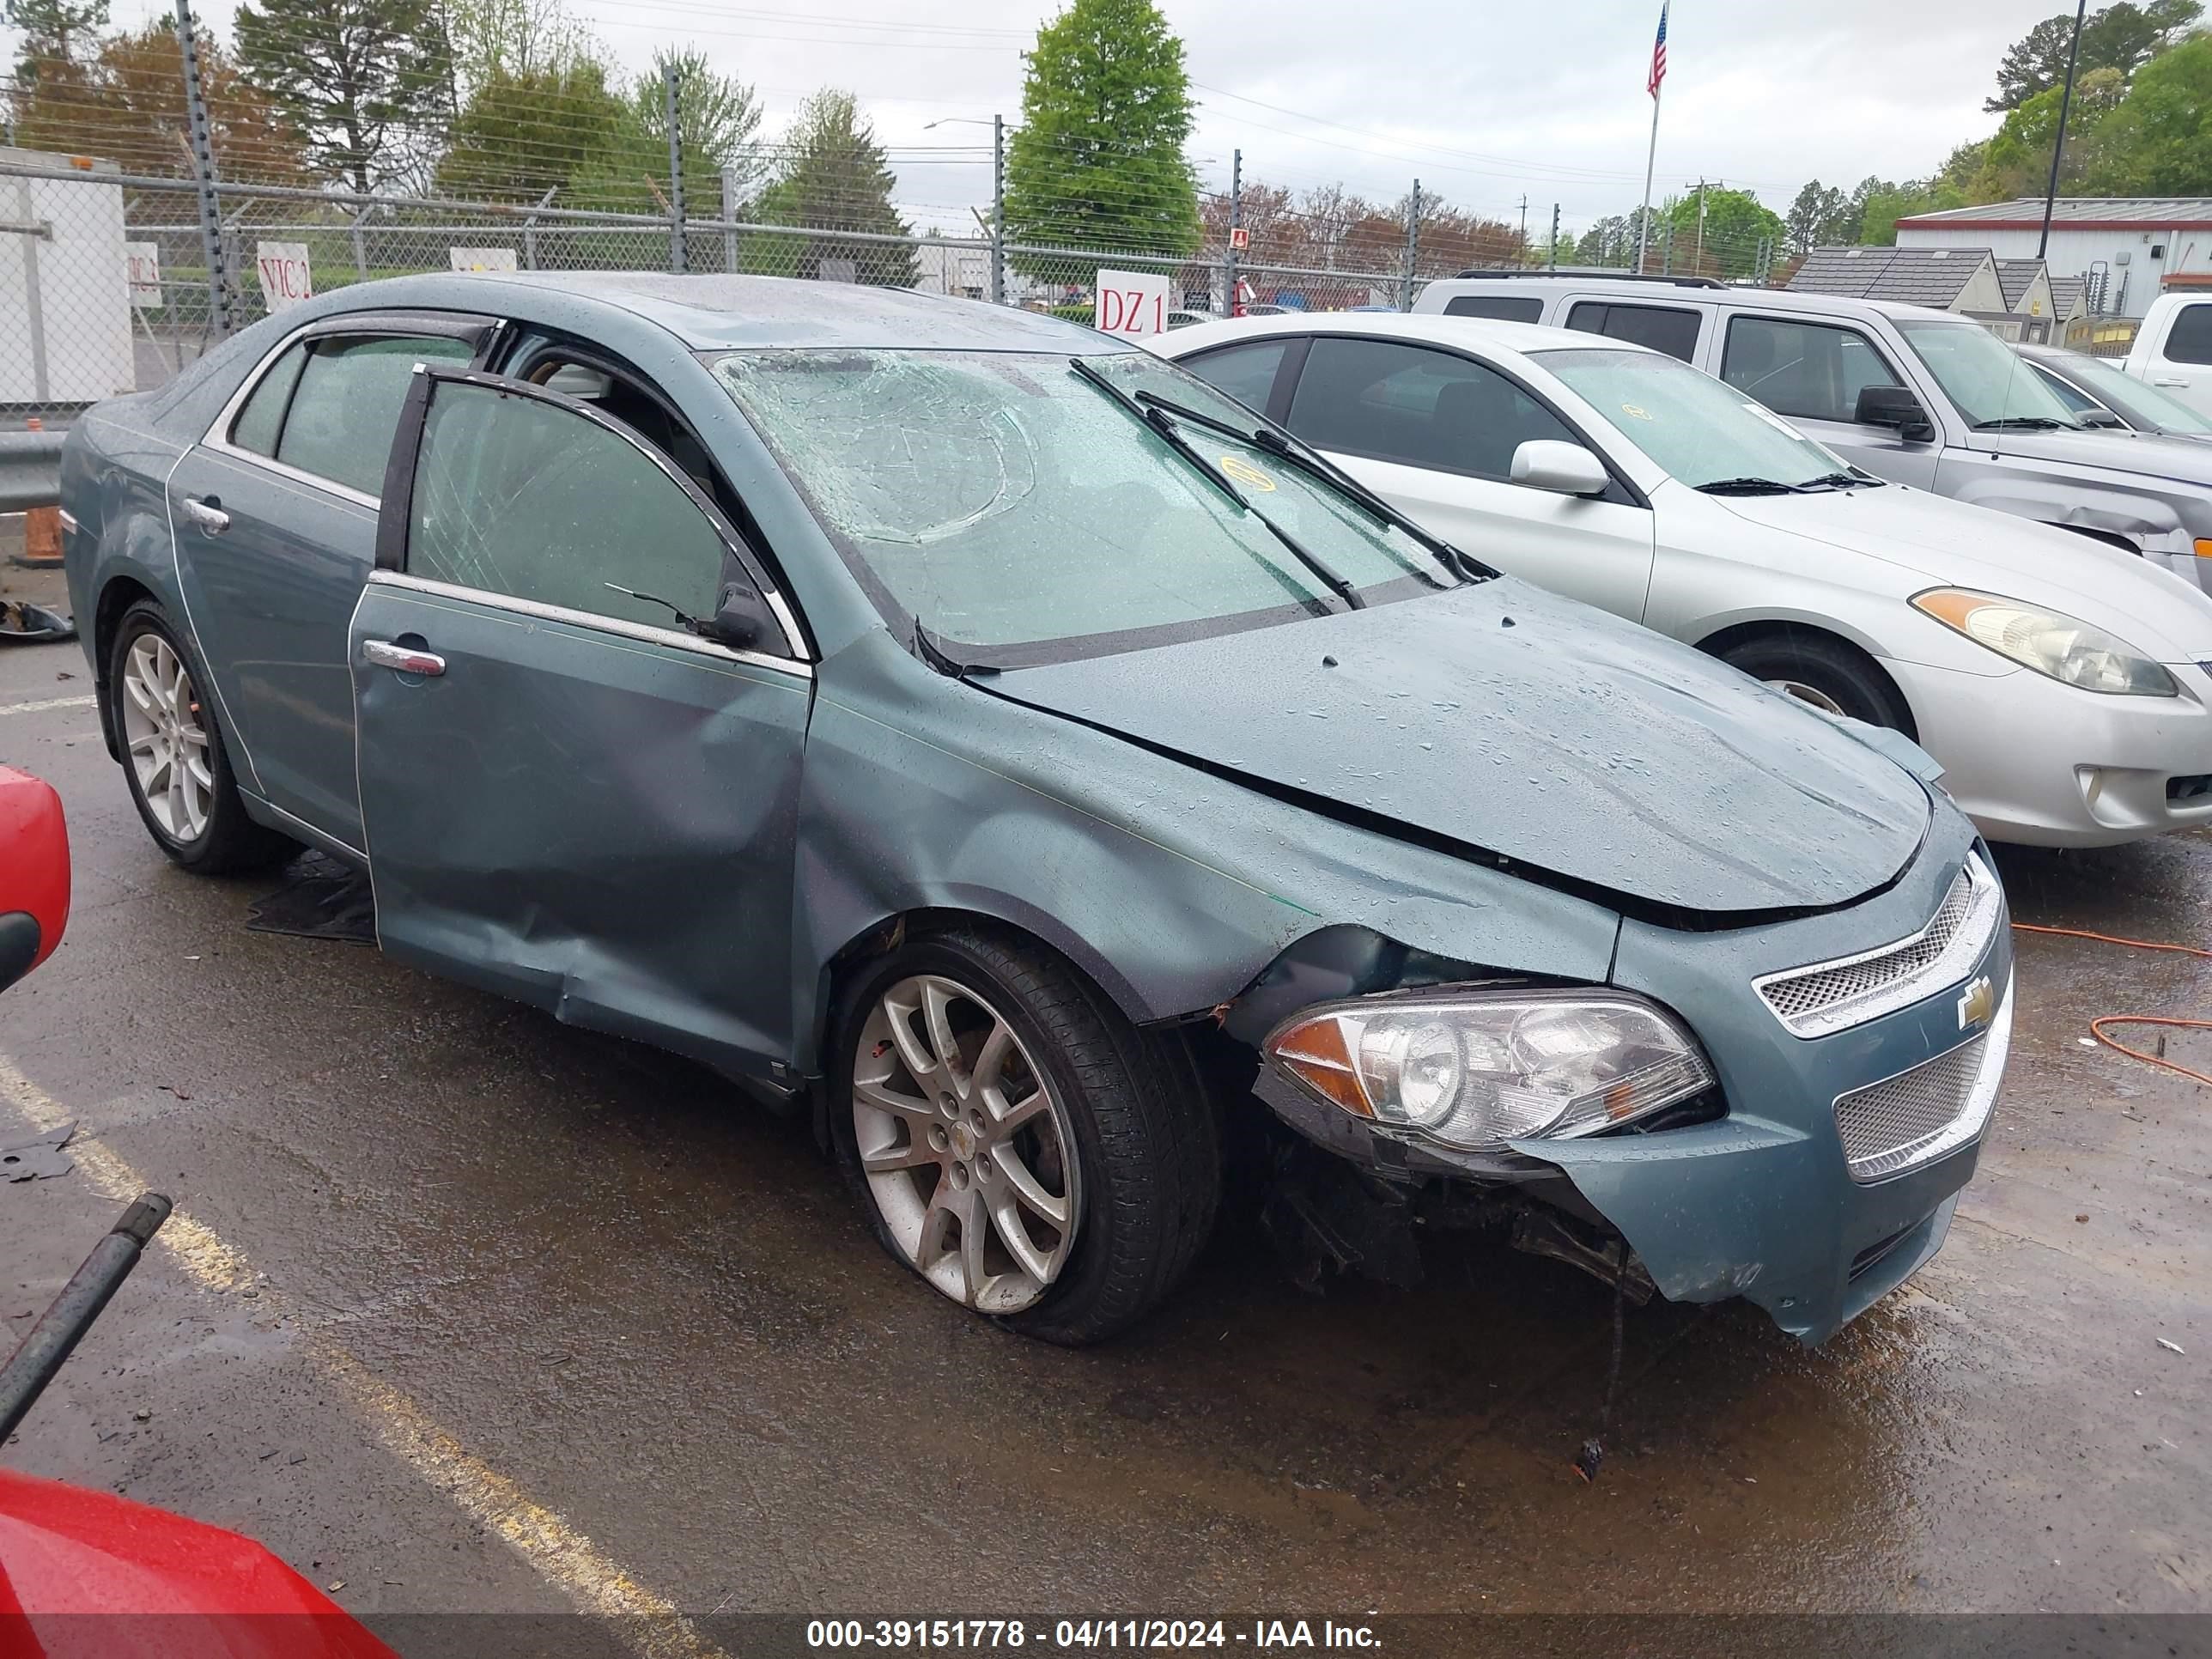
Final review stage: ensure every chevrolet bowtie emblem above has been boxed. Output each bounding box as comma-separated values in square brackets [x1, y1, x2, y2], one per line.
[1957, 975, 1996, 1031]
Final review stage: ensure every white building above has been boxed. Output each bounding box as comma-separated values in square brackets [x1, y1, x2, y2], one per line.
[1893, 198, 2212, 319]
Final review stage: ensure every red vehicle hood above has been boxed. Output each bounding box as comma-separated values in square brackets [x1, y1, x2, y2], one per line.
[0, 1468, 394, 1657]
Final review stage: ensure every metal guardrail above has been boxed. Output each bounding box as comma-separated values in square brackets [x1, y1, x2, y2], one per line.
[0, 428, 65, 514]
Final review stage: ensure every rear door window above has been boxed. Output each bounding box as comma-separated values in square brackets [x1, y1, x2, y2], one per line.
[228, 343, 308, 457]
[1442, 295, 1544, 322]
[1720, 315, 1905, 424]
[1179, 338, 1294, 417]
[2163, 301, 2212, 365]
[405, 380, 747, 638]
[276, 335, 475, 496]
[1285, 336, 1577, 478]
[1565, 301, 1702, 362]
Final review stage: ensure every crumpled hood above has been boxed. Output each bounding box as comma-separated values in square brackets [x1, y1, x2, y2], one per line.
[1705, 483, 2212, 662]
[991, 579, 1931, 917]
[1985, 423, 2212, 486]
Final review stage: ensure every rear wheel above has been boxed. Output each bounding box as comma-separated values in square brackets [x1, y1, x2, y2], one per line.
[1718, 632, 1913, 733]
[107, 600, 295, 874]
[830, 927, 1220, 1346]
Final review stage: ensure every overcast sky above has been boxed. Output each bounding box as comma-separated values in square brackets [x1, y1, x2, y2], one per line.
[106, 0, 2065, 233]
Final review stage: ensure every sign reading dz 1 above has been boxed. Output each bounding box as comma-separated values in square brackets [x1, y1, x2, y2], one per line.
[1093, 268, 1172, 339]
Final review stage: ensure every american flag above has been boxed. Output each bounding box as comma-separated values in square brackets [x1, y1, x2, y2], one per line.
[1648, 2, 1668, 98]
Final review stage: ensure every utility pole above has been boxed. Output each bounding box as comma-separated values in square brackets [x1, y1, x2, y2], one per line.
[1224, 148, 1242, 315]
[663, 61, 686, 274]
[173, 0, 229, 334]
[2039, 0, 2089, 259]
[1549, 203, 1560, 271]
[1693, 177, 1708, 274]
[1402, 178, 1420, 311]
[1517, 193, 1528, 265]
[989, 113, 1006, 306]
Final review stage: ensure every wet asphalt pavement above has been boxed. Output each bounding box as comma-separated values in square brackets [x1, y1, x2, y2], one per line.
[0, 623, 2206, 1637]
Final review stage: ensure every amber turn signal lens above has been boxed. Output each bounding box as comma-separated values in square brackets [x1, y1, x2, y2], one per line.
[2194, 538, 2212, 559]
[1270, 1013, 1373, 1116]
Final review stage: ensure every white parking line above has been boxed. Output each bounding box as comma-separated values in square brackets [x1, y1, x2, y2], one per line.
[0, 1051, 725, 1659]
[0, 694, 96, 718]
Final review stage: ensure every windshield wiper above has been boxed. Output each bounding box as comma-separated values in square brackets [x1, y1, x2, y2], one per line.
[1066, 356, 1364, 610]
[1971, 416, 2073, 431]
[1804, 470, 1881, 489]
[1693, 477, 1807, 495]
[1129, 389, 1492, 582]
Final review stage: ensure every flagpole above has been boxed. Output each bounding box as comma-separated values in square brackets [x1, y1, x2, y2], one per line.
[1636, 82, 1662, 274]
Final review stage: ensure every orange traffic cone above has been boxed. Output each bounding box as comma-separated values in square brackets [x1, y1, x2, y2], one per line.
[17, 418, 64, 568]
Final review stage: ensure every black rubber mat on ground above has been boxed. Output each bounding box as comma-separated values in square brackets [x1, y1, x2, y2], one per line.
[246, 852, 377, 944]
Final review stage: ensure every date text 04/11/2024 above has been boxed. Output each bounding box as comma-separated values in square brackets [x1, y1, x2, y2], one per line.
[802, 1620, 1382, 1649]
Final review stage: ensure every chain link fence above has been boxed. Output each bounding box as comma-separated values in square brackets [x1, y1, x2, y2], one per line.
[0, 149, 1429, 430]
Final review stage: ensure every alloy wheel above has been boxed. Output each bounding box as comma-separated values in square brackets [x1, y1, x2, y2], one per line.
[851, 974, 1082, 1314]
[1768, 677, 1848, 717]
[120, 633, 214, 842]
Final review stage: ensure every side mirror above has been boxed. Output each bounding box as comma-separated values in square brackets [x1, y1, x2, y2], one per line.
[2079, 406, 2127, 428]
[1855, 384, 1932, 440]
[700, 582, 775, 652]
[1509, 440, 1610, 498]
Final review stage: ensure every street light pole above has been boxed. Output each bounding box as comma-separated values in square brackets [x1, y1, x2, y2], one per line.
[2039, 0, 2089, 261]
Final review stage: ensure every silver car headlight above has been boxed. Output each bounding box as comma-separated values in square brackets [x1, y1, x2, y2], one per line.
[1265, 989, 1717, 1153]
[1911, 588, 2179, 696]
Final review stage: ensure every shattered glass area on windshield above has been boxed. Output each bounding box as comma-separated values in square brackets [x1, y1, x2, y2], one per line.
[708, 348, 1445, 653]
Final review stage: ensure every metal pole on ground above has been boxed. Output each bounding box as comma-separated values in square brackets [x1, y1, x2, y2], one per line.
[173, 0, 230, 335]
[990, 115, 1006, 306]
[664, 61, 686, 275]
[1224, 148, 1242, 315]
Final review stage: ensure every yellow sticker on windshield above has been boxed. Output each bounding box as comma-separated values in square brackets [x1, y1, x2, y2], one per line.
[1218, 454, 1278, 490]
[1620, 403, 1653, 421]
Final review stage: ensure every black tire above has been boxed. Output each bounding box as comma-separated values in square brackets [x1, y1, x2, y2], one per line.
[106, 599, 296, 875]
[1718, 631, 1914, 735]
[829, 926, 1220, 1346]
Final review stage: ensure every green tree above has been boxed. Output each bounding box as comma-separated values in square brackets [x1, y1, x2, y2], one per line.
[2087, 33, 2212, 191]
[1974, 65, 2128, 197]
[233, 0, 453, 192]
[1002, 0, 1200, 264]
[5, 0, 108, 87]
[1987, 0, 2201, 110]
[434, 57, 624, 203]
[1662, 187, 1784, 277]
[1783, 180, 1852, 252]
[749, 88, 916, 286]
[566, 47, 764, 213]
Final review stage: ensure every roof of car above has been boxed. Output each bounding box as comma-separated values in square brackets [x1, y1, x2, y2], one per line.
[1158, 308, 1645, 359]
[1418, 273, 1967, 325]
[345, 270, 1125, 354]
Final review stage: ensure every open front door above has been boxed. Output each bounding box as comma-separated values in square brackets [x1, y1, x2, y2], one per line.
[349, 366, 815, 1081]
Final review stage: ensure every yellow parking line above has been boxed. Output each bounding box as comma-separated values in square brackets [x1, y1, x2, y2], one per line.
[0, 695, 96, 718]
[0, 1052, 724, 1659]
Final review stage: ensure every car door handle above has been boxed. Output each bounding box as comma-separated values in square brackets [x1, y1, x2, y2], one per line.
[180, 495, 228, 534]
[361, 639, 446, 677]
[2151, 375, 2190, 387]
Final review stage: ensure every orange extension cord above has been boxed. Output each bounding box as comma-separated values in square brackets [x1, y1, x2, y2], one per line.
[2010, 922, 2212, 1088]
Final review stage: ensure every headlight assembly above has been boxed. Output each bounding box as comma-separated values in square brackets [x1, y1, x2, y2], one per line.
[1911, 589, 2178, 696]
[1265, 989, 1717, 1153]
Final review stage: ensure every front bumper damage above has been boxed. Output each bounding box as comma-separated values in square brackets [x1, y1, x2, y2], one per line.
[1235, 822, 2013, 1347]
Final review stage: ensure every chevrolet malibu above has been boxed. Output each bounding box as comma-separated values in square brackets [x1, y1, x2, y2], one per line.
[1161, 313, 2212, 846]
[62, 274, 2011, 1346]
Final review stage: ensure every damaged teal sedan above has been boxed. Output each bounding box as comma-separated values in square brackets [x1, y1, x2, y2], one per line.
[60, 274, 2012, 1346]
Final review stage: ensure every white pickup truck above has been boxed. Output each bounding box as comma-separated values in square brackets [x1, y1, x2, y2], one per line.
[2123, 293, 2212, 417]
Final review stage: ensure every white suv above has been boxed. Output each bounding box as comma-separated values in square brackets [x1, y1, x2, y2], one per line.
[1415, 274, 2212, 591]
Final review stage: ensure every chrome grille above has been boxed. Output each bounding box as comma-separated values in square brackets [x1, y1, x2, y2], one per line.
[1755, 855, 2002, 1038]
[1833, 980, 2013, 1182]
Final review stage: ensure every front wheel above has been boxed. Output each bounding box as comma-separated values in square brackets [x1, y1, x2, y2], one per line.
[830, 927, 1220, 1346]
[1719, 633, 1913, 733]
